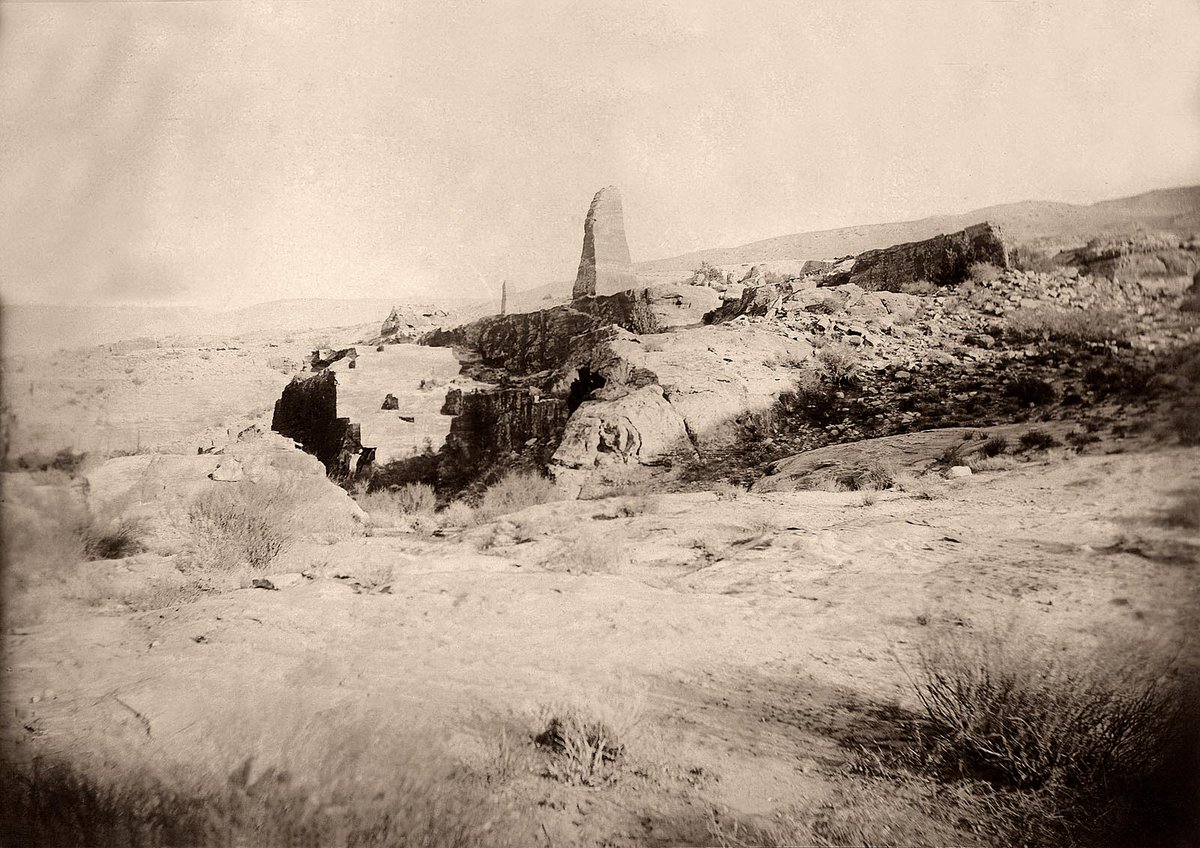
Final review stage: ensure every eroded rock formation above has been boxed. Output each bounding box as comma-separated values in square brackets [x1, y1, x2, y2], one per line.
[270, 370, 361, 474]
[823, 222, 1009, 291]
[573, 186, 639, 299]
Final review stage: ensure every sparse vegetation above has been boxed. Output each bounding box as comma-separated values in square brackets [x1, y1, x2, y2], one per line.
[357, 483, 437, 527]
[1006, 376, 1056, 406]
[0, 750, 524, 848]
[900, 627, 1188, 846]
[535, 695, 641, 786]
[981, 435, 1009, 457]
[1018, 429, 1060, 451]
[1004, 307, 1128, 345]
[968, 261, 1003, 283]
[1174, 408, 1200, 446]
[1179, 294, 1200, 313]
[185, 480, 300, 571]
[817, 343, 861, 388]
[474, 470, 559, 522]
[1163, 489, 1200, 530]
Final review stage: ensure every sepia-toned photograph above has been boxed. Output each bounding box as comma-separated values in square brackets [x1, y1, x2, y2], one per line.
[2, 1, 1198, 845]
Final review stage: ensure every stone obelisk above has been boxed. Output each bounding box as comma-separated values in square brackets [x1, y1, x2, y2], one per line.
[572, 186, 638, 299]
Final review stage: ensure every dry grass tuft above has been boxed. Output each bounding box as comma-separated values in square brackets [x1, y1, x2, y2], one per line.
[474, 470, 560, 523]
[185, 479, 300, 572]
[535, 694, 643, 786]
[357, 483, 436, 528]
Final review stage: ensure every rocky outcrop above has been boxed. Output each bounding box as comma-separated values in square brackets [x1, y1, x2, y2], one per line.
[381, 393, 399, 410]
[437, 388, 571, 492]
[311, 347, 358, 371]
[1060, 233, 1200, 283]
[573, 186, 639, 299]
[271, 370, 361, 475]
[424, 306, 611, 375]
[380, 308, 402, 338]
[551, 385, 690, 477]
[703, 283, 791, 324]
[823, 222, 1009, 291]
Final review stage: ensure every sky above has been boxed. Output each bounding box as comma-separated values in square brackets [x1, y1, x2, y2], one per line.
[1, 0, 1198, 308]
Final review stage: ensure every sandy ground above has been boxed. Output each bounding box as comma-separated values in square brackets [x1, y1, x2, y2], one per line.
[5, 442, 1197, 844]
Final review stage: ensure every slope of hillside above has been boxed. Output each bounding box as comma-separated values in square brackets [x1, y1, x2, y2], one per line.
[635, 185, 1200, 283]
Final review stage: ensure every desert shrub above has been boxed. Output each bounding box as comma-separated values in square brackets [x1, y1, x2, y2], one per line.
[357, 483, 436, 527]
[1018, 429, 1060, 451]
[185, 481, 299, 572]
[1163, 490, 1200, 530]
[817, 343, 860, 388]
[838, 460, 895, 491]
[981, 435, 1009, 457]
[1004, 307, 1127, 345]
[1084, 361, 1152, 399]
[1006, 376, 1057, 406]
[535, 697, 642, 786]
[561, 537, 625, 574]
[1179, 294, 1200, 313]
[693, 260, 726, 285]
[1009, 246, 1060, 273]
[437, 501, 476, 529]
[898, 279, 938, 296]
[0, 751, 523, 848]
[903, 628, 1188, 846]
[77, 515, 143, 560]
[968, 261, 1003, 283]
[474, 470, 559, 522]
[1174, 408, 1200, 446]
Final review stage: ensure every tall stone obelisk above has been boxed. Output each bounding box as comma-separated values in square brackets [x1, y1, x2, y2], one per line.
[572, 186, 638, 299]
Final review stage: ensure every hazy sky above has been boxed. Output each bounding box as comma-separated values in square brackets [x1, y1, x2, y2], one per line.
[2, 0, 1198, 307]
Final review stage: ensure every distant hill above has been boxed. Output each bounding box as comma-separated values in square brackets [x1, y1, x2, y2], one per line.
[634, 185, 1200, 284]
[1, 297, 491, 355]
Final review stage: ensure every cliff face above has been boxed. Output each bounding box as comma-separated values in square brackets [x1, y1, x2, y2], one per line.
[823, 222, 1009, 291]
[437, 388, 571, 492]
[270, 370, 360, 475]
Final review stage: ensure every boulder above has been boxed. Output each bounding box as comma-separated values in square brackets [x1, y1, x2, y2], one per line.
[572, 186, 639, 298]
[823, 222, 1009, 291]
[703, 283, 790, 324]
[84, 434, 367, 552]
[381, 393, 399, 411]
[551, 385, 690, 472]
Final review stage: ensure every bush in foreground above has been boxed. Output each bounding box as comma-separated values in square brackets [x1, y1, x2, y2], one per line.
[0, 752, 524, 848]
[902, 629, 1192, 846]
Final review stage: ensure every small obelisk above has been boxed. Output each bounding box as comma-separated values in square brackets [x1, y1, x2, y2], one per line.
[500, 279, 508, 315]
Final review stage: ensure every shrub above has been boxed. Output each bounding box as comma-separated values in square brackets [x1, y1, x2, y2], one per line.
[78, 515, 143, 560]
[968, 261, 1003, 283]
[357, 483, 436, 527]
[839, 460, 895, 491]
[1006, 376, 1056, 406]
[693, 260, 727, 285]
[981, 435, 1009, 457]
[1163, 490, 1200, 530]
[1018, 429, 1060, 451]
[475, 470, 559, 522]
[1009, 246, 1060, 274]
[185, 481, 299, 572]
[1005, 307, 1128, 345]
[1179, 294, 1200, 313]
[1174, 409, 1200, 446]
[0, 750, 523, 848]
[817, 343, 860, 388]
[903, 628, 1186, 845]
[535, 696, 642, 786]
